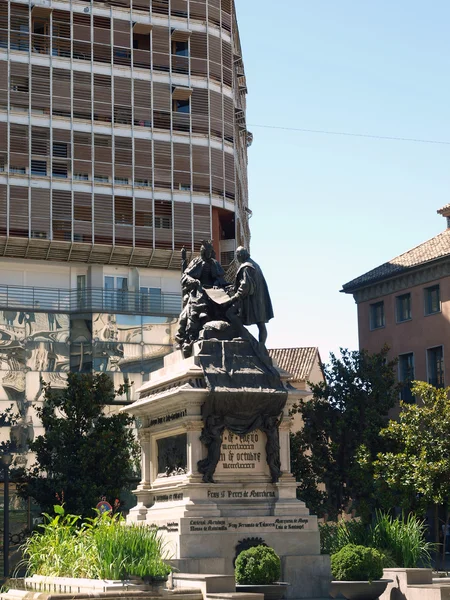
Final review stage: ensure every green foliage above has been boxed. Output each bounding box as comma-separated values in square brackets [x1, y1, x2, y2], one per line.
[320, 511, 434, 568]
[18, 506, 171, 580]
[371, 511, 434, 568]
[235, 546, 281, 585]
[330, 544, 384, 582]
[373, 382, 450, 516]
[18, 373, 140, 517]
[320, 519, 371, 555]
[291, 346, 399, 520]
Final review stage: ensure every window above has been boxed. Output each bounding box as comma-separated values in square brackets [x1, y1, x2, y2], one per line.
[140, 287, 162, 313]
[9, 166, 26, 174]
[396, 293, 411, 322]
[10, 77, 29, 92]
[31, 160, 47, 176]
[370, 301, 385, 330]
[173, 99, 190, 114]
[399, 353, 415, 403]
[154, 215, 172, 229]
[94, 175, 109, 183]
[104, 276, 128, 311]
[135, 179, 150, 187]
[114, 177, 129, 185]
[428, 346, 444, 388]
[425, 285, 440, 315]
[173, 40, 189, 56]
[53, 142, 68, 158]
[74, 173, 89, 181]
[52, 163, 68, 178]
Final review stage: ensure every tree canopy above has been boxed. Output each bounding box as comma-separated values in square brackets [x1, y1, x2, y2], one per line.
[373, 381, 450, 544]
[17, 372, 139, 517]
[291, 345, 399, 521]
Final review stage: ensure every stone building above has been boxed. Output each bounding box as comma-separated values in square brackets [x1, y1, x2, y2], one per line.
[0, 0, 250, 458]
[342, 207, 450, 401]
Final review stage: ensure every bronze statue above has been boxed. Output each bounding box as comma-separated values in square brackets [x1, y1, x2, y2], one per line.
[225, 247, 274, 345]
[175, 241, 228, 356]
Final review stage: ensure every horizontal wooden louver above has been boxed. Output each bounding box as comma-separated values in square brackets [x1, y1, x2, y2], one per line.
[10, 185, 28, 238]
[31, 188, 50, 239]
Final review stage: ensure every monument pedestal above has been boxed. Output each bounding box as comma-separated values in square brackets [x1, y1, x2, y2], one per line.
[123, 341, 330, 599]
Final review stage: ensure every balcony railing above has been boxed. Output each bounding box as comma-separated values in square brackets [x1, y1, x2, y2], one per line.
[0, 286, 182, 317]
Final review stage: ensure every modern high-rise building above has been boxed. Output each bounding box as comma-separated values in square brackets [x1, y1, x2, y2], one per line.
[0, 0, 250, 461]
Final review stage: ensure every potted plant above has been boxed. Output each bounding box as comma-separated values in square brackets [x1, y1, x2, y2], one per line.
[329, 544, 393, 600]
[235, 545, 289, 600]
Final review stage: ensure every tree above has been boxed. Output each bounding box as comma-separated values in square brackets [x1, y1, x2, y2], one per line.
[18, 373, 139, 517]
[291, 345, 399, 521]
[373, 381, 450, 548]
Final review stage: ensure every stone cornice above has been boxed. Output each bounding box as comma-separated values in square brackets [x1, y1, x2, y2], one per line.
[351, 256, 450, 304]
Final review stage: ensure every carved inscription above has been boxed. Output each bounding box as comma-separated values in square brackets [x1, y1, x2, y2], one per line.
[188, 517, 309, 533]
[215, 430, 269, 475]
[207, 489, 275, 499]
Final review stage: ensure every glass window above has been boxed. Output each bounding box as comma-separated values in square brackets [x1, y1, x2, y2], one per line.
[173, 41, 189, 56]
[31, 160, 47, 176]
[396, 293, 411, 322]
[425, 285, 440, 315]
[52, 162, 68, 178]
[140, 287, 162, 313]
[173, 99, 190, 114]
[370, 301, 385, 330]
[70, 343, 93, 373]
[53, 142, 68, 158]
[399, 353, 415, 403]
[428, 346, 444, 388]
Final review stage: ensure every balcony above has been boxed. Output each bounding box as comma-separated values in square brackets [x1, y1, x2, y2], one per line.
[0, 285, 182, 317]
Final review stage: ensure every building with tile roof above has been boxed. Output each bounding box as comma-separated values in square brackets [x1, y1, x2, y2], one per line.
[269, 346, 324, 431]
[342, 208, 450, 400]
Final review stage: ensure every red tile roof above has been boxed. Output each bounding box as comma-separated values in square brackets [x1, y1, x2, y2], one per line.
[268, 347, 320, 382]
[342, 228, 450, 292]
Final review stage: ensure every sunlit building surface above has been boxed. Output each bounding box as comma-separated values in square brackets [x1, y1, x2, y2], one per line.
[0, 0, 250, 468]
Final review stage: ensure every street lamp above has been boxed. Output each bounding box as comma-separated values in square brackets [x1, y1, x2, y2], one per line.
[1, 452, 13, 581]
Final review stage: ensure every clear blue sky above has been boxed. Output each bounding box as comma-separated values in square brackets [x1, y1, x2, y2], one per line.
[235, 0, 450, 361]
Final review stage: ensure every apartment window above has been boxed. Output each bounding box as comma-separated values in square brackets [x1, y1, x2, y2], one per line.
[399, 353, 415, 403]
[31, 160, 47, 176]
[74, 173, 89, 181]
[135, 179, 150, 187]
[140, 287, 162, 313]
[428, 346, 444, 388]
[94, 175, 109, 183]
[9, 166, 26, 174]
[53, 142, 68, 158]
[52, 163, 68, 178]
[154, 215, 172, 229]
[114, 177, 129, 185]
[370, 301, 385, 330]
[425, 285, 440, 315]
[173, 99, 190, 114]
[396, 293, 411, 323]
[10, 77, 29, 92]
[173, 40, 189, 57]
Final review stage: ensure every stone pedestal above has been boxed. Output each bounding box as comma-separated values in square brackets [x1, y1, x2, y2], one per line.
[123, 340, 330, 599]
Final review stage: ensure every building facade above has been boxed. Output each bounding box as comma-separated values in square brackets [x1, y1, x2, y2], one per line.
[0, 0, 250, 460]
[342, 208, 450, 402]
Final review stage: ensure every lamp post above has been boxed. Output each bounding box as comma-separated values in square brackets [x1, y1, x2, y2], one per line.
[1, 452, 13, 581]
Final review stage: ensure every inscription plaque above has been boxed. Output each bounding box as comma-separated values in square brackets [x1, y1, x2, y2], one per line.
[215, 429, 269, 476]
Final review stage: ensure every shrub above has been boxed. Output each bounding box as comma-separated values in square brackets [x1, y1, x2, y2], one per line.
[18, 506, 171, 580]
[331, 544, 384, 582]
[235, 546, 281, 585]
[371, 511, 434, 568]
[320, 511, 435, 568]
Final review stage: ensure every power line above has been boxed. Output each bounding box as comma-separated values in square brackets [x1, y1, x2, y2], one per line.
[247, 123, 450, 146]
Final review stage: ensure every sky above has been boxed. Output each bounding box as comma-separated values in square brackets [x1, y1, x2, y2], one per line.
[235, 0, 450, 362]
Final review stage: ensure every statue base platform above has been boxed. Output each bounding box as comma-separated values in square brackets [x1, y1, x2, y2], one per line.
[123, 340, 330, 599]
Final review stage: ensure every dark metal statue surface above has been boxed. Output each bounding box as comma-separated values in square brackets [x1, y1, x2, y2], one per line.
[174, 242, 285, 484]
